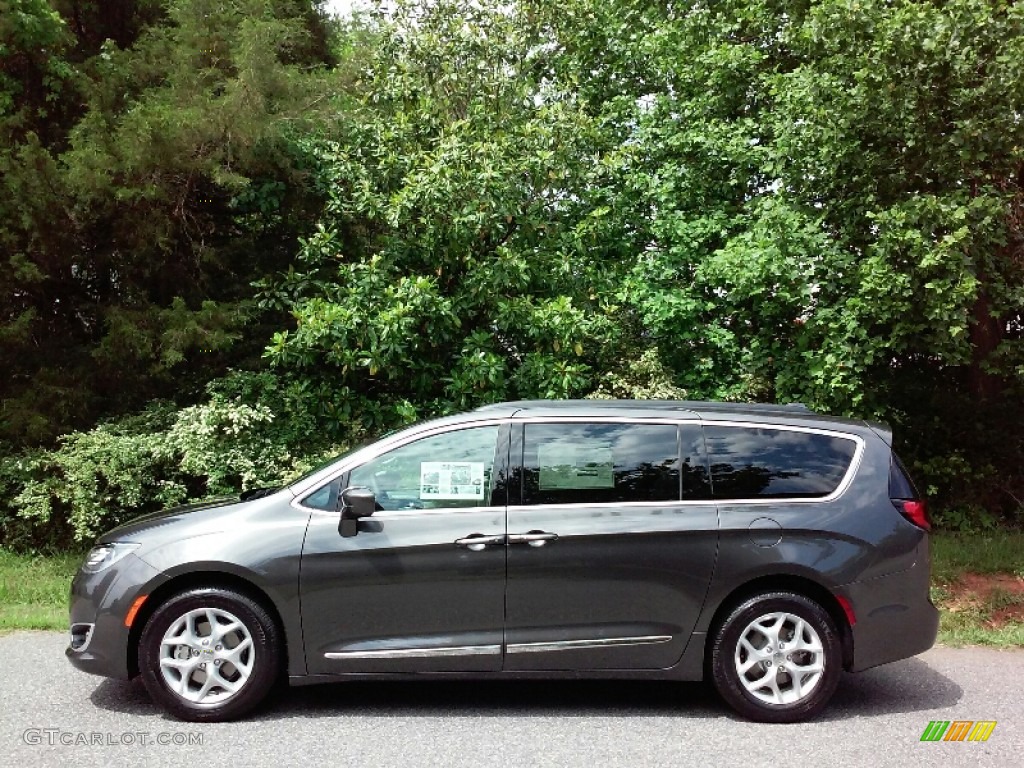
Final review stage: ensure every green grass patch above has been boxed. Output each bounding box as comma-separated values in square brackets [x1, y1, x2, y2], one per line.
[0, 549, 82, 632]
[934, 599, 1024, 647]
[930, 532, 1024, 583]
[931, 532, 1024, 648]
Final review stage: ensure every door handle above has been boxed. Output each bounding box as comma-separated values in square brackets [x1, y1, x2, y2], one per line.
[507, 531, 559, 548]
[454, 533, 506, 551]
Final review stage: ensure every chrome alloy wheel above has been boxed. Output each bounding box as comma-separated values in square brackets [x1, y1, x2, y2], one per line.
[734, 611, 825, 705]
[159, 607, 254, 705]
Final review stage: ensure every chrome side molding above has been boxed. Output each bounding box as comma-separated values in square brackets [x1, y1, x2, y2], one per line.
[325, 635, 673, 660]
[506, 635, 673, 654]
[325, 644, 501, 660]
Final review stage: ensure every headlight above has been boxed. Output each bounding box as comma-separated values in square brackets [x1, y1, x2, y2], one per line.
[82, 543, 140, 573]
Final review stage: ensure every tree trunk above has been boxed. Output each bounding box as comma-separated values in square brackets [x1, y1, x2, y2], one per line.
[968, 281, 1003, 400]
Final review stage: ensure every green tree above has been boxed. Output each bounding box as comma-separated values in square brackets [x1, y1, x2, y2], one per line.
[610, 0, 1024, 517]
[0, 1, 337, 444]
[609, 0, 1024, 412]
[4, 0, 1023, 543]
[262, 0, 628, 432]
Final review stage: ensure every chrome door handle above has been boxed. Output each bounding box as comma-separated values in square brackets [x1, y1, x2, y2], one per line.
[455, 534, 506, 551]
[508, 531, 559, 548]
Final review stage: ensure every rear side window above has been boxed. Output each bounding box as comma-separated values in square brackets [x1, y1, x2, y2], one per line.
[705, 426, 857, 500]
[522, 423, 679, 505]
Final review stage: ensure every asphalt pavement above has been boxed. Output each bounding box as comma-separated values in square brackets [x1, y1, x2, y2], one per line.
[0, 631, 1020, 767]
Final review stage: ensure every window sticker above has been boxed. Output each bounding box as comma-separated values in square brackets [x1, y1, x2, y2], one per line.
[538, 441, 615, 490]
[420, 462, 486, 500]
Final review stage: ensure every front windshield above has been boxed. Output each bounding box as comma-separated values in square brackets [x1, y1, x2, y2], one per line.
[285, 443, 368, 488]
[287, 411, 465, 492]
[284, 424, 418, 489]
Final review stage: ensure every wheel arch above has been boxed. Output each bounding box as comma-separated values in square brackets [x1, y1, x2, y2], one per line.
[702, 574, 854, 673]
[127, 570, 289, 679]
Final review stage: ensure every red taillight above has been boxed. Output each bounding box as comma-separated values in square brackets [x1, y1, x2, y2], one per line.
[894, 499, 930, 531]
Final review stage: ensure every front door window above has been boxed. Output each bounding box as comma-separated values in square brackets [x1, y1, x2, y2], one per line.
[350, 425, 500, 510]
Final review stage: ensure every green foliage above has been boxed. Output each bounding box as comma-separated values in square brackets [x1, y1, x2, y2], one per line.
[587, 349, 689, 401]
[0, 0, 339, 444]
[259, 0, 1024, 523]
[598, 0, 1024, 417]
[2, 0, 1023, 541]
[168, 371, 338, 495]
[888, 383, 1024, 529]
[0, 0, 77, 144]
[11, 406, 186, 547]
[0, 371, 346, 547]
[260, 0, 626, 434]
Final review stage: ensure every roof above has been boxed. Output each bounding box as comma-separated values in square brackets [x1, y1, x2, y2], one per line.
[475, 398, 810, 416]
[471, 399, 867, 430]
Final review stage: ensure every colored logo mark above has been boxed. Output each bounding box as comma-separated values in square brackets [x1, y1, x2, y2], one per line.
[920, 721, 997, 742]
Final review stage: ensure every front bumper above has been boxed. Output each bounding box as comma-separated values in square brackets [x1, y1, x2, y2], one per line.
[66, 553, 168, 679]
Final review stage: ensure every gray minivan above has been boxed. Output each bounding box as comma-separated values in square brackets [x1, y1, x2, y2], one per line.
[67, 399, 938, 722]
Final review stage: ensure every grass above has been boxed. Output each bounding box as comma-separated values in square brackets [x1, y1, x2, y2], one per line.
[932, 596, 1024, 647]
[930, 531, 1024, 648]
[0, 549, 81, 632]
[1, 534, 1022, 647]
[930, 531, 1024, 583]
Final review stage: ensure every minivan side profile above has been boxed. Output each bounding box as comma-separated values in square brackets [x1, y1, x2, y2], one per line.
[67, 400, 938, 722]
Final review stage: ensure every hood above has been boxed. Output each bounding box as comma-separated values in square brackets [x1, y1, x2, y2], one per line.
[97, 497, 245, 544]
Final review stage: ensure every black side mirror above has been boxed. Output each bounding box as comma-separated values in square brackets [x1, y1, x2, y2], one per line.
[338, 486, 376, 538]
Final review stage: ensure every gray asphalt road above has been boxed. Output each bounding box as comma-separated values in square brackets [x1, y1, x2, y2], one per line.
[0, 631, 1019, 767]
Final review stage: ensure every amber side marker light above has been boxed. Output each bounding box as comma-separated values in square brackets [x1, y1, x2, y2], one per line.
[124, 595, 148, 627]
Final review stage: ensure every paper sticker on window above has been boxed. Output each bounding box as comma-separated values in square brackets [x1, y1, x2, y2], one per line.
[420, 462, 485, 500]
[538, 442, 614, 490]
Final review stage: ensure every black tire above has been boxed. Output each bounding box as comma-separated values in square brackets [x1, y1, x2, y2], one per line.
[710, 591, 842, 723]
[139, 587, 281, 722]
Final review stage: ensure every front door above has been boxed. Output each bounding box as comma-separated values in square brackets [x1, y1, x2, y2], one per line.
[301, 422, 509, 675]
[504, 420, 719, 670]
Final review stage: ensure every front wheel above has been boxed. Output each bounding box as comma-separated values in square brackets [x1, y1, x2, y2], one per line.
[710, 592, 842, 722]
[139, 587, 281, 722]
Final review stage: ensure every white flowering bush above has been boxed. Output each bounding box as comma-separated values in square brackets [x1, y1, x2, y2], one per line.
[7, 407, 188, 545]
[168, 396, 304, 495]
[586, 349, 689, 401]
[2, 373, 346, 548]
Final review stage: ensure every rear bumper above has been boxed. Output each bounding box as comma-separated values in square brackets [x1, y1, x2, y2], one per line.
[843, 553, 938, 673]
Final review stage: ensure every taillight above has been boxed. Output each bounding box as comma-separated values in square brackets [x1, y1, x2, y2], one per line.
[894, 499, 930, 531]
[889, 454, 928, 530]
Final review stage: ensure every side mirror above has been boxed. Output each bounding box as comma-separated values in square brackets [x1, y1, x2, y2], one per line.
[338, 486, 376, 538]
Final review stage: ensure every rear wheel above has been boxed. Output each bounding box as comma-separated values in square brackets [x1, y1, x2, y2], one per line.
[139, 587, 280, 722]
[710, 592, 842, 722]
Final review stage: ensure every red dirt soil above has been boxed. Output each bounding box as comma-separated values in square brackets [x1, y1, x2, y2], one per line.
[941, 572, 1024, 628]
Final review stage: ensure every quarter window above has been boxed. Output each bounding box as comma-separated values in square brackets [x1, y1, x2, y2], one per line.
[301, 480, 338, 511]
[522, 423, 680, 505]
[348, 425, 500, 510]
[705, 426, 857, 499]
[889, 453, 919, 500]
